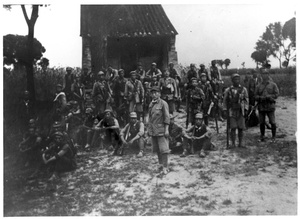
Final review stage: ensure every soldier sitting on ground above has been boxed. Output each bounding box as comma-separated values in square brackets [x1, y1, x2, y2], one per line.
[91, 109, 121, 153]
[73, 108, 97, 150]
[42, 131, 77, 181]
[116, 112, 145, 157]
[181, 113, 214, 158]
[168, 114, 184, 153]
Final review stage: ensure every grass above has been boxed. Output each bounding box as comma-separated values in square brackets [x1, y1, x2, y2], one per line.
[222, 199, 232, 205]
[237, 207, 251, 215]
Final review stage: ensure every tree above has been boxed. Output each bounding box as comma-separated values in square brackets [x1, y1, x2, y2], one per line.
[255, 20, 296, 68]
[215, 59, 224, 69]
[224, 58, 231, 69]
[4, 5, 44, 102]
[251, 50, 268, 68]
[4, 34, 46, 68]
[38, 57, 49, 72]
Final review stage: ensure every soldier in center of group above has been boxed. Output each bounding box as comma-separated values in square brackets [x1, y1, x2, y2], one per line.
[148, 86, 170, 175]
[186, 63, 198, 89]
[92, 71, 112, 117]
[198, 73, 215, 125]
[223, 73, 249, 148]
[158, 69, 178, 115]
[145, 62, 162, 81]
[186, 77, 205, 126]
[125, 71, 145, 121]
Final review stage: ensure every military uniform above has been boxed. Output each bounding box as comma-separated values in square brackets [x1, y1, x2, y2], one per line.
[124, 77, 144, 118]
[254, 76, 279, 141]
[118, 112, 145, 157]
[53, 85, 68, 122]
[187, 83, 205, 125]
[158, 76, 178, 114]
[92, 74, 112, 116]
[209, 64, 222, 95]
[198, 80, 214, 125]
[146, 63, 162, 81]
[148, 86, 170, 174]
[71, 77, 85, 112]
[223, 74, 249, 148]
[182, 123, 212, 156]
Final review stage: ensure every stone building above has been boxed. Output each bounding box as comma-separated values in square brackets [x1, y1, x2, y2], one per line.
[80, 5, 178, 75]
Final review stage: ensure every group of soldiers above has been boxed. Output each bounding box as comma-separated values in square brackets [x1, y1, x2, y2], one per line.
[18, 60, 279, 178]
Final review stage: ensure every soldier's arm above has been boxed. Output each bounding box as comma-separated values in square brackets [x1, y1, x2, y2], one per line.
[109, 118, 120, 130]
[91, 82, 97, 97]
[173, 79, 178, 98]
[124, 82, 129, 97]
[139, 81, 145, 98]
[197, 126, 212, 139]
[217, 68, 222, 80]
[183, 126, 193, 138]
[270, 83, 279, 99]
[119, 124, 129, 143]
[223, 88, 229, 109]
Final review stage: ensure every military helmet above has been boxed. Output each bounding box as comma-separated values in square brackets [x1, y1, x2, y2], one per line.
[195, 113, 203, 119]
[97, 71, 105, 76]
[190, 63, 195, 67]
[129, 112, 137, 118]
[85, 108, 93, 114]
[56, 84, 63, 88]
[66, 67, 72, 71]
[104, 109, 112, 114]
[231, 73, 240, 80]
[151, 62, 157, 66]
[200, 73, 207, 78]
[130, 71, 136, 75]
[200, 64, 205, 67]
[191, 77, 198, 82]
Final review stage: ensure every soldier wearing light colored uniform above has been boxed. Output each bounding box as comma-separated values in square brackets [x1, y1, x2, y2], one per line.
[148, 86, 170, 175]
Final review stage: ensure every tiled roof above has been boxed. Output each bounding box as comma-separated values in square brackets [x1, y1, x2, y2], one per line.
[81, 5, 178, 37]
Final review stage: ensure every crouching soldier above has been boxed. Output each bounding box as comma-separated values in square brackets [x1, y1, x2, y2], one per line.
[73, 108, 97, 150]
[116, 112, 145, 157]
[168, 114, 184, 153]
[92, 109, 121, 152]
[42, 131, 77, 180]
[181, 113, 213, 158]
[223, 73, 249, 148]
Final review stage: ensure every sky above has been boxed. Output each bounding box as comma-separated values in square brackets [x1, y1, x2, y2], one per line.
[1, 0, 297, 69]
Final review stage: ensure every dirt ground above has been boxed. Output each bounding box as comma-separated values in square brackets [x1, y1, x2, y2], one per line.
[3, 96, 297, 216]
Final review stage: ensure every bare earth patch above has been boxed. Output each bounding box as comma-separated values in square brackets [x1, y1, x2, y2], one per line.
[4, 96, 297, 216]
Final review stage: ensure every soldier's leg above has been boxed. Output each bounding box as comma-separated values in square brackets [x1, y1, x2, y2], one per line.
[129, 101, 134, 113]
[168, 100, 175, 115]
[158, 135, 170, 174]
[230, 128, 237, 148]
[181, 137, 191, 157]
[152, 137, 163, 169]
[198, 138, 211, 157]
[267, 111, 276, 139]
[90, 129, 100, 149]
[238, 129, 245, 148]
[86, 129, 94, 148]
[259, 111, 266, 141]
[136, 137, 145, 157]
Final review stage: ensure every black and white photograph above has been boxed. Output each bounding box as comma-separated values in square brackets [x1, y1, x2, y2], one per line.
[2, 0, 298, 216]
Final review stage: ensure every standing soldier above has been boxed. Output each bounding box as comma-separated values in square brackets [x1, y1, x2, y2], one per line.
[135, 62, 146, 82]
[106, 65, 118, 85]
[125, 71, 144, 121]
[158, 69, 178, 115]
[223, 74, 249, 148]
[118, 112, 145, 157]
[198, 73, 215, 125]
[187, 78, 205, 127]
[209, 60, 223, 95]
[255, 69, 279, 142]
[186, 63, 198, 86]
[169, 62, 182, 112]
[71, 74, 85, 113]
[198, 64, 209, 81]
[92, 71, 112, 117]
[113, 69, 128, 126]
[64, 67, 74, 100]
[248, 70, 261, 106]
[81, 67, 92, 89]
[146, 62, 162, 81]
[148, 86, 170, 175]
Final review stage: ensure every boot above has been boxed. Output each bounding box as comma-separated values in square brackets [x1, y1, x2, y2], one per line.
[260, 124, 265, 142]
[271, 124, 276, 142]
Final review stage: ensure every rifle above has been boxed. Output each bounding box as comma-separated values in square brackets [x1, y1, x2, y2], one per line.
[190, 125, 196, 154]
[214, 99, 219, 134]
[118, 124, 131, 156]
[226, 97, 230, 149]
[186, 90, 189, 129]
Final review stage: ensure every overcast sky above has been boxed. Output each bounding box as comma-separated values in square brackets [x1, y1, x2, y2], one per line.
[2, 1, 297, 69]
